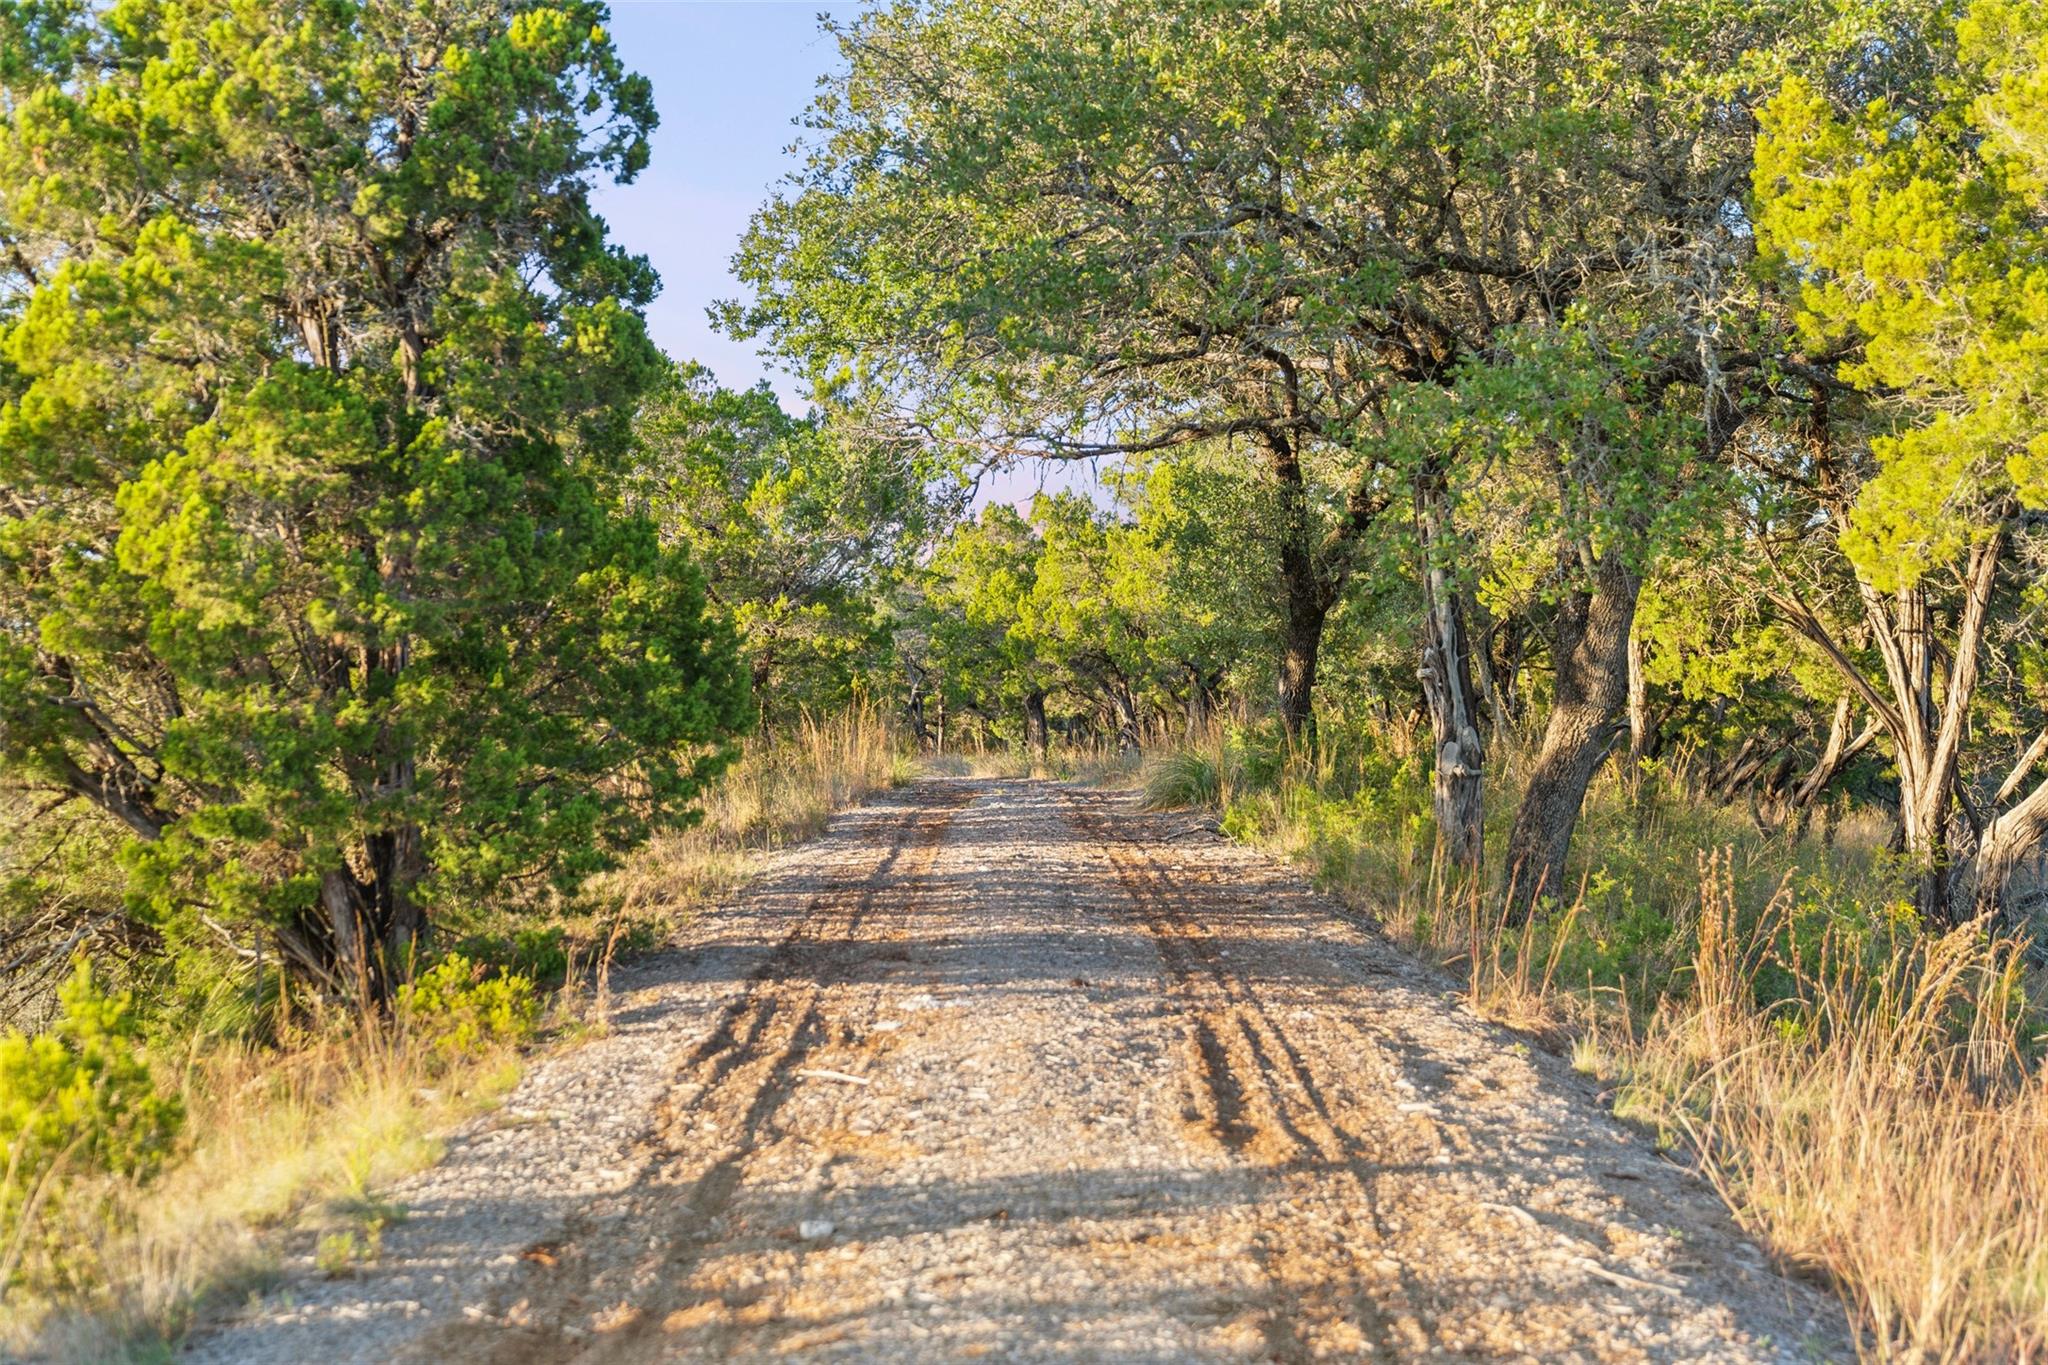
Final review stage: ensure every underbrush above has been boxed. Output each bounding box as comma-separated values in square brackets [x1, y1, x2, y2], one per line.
[2, 707, 908, 1361]
[596, 703, 910, 929]
[3, 961, 532, 1361]
[1141, 720, 2048, 1360]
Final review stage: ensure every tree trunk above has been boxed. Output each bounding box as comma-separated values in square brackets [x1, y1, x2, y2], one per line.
[1491, 612, 1531, 725]
[1772, 526, 2005, 927]
[1108, 677, 1142, 754]
[1415, 469, 1484, 873]
[1956, 776, 2048, 930]
[1184, 662, 1218, 742]
[1787, 695, 1877, 838]
[1900, 767, 1956, 922]
[905, 660, 933, 751]
[1750, 749, 1800, 833]
[370, 821, 427, 976]
[1276, 543, 1326, 744]
[1502, 552, 1641, 918]
[1024, 689, 1049, 767]
[1261, 428, 1331, 743]
[319, 868, 377, 1003]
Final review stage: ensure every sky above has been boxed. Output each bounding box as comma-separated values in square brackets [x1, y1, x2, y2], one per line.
[591, 1, 1103, 507]
[590, 2, 850, 408]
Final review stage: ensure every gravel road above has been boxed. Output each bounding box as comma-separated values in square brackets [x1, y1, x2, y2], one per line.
[184, 779, 1851, 1363]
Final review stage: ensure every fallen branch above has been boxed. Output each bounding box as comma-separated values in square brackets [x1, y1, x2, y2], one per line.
[795, 1068, 873, 1087]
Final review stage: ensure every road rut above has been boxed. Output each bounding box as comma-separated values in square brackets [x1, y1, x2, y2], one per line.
[185, 779, 1850, 1363]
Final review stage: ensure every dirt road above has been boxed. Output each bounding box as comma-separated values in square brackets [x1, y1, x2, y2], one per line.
[186, 780, 1850, 1362]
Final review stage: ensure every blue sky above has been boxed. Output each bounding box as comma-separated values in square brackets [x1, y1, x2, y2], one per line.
[591, 2, 852, 407]
[592, 1, 1102, 506]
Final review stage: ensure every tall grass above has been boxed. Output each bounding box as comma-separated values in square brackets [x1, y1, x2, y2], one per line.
[6, 1017, 526, 1362]
[1604, 858, 2047, 1361]
[1143, 722, 2047, 1359]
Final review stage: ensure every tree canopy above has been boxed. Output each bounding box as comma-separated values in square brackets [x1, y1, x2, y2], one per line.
[0, 0, 748, 997]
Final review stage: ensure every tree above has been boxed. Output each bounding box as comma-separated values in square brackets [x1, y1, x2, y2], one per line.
[1112, 456, 1268, 739]
[1025, 493, 1171, 752]
[924, 504, 1055, 760]
[0, 0, 748, 1000]
[727, 0, 1403, 740]
[1753, 0, 2048, 923]
[926, 492, 1184, 757]
[629, 363, 939, 730]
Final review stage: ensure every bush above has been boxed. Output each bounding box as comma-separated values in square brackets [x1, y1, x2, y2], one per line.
[448, 926, 571, 988]
[0, 961, 183, 1297]
[394, 956, 539, 1066]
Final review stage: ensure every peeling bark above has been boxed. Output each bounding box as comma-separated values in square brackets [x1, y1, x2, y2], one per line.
[1415, 468, 1484, 873]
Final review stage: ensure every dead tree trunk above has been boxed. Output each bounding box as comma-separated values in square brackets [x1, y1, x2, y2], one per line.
[1957, 775, 2048, 930]
[1625, 620, 1653, 768]
[1773, 530, 2004, 925]
[1786, 695, 1879, 837]
[1415, 467, 1484, 873]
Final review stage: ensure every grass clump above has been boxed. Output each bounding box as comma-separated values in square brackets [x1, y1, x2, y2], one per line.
[1140, 749, 1221, 809]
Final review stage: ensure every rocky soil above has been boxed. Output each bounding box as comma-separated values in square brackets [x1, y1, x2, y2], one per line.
[183, 779, 1851, 1363]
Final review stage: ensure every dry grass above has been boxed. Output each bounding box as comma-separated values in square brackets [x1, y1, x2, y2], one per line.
[1595, 858, 2048, 1361]
[6, 1022, 523, 1362]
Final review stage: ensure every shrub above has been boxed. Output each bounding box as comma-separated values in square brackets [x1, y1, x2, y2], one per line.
[394, 956, 539, 1066]
[448, 926, 571, 989]
[0, 961, 183, 1297]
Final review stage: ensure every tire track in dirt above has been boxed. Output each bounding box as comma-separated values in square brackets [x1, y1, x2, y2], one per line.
[1060, 784, 1846, 1361]
[1062, 786, 1431, 1356]
[398, 784, 979, 1363]
[188, 778, 1851, 1365]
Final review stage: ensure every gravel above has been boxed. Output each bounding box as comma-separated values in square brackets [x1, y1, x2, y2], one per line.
[183, 778, 1852, 1363]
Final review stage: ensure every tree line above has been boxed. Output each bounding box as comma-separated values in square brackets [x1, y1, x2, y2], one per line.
[728, 0, 2048, 931]
[3, 0, 2045, 1016]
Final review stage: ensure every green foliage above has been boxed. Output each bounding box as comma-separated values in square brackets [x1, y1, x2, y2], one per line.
[394, 955, 539, 1066]
[0, 0, 749, 995]
[1756, 0, 2048, 590]
[446, 926, 572, 991]
[0, 960, 182, 1295]
[630, 363, 946, 727]
[1221, 720, 1294, 798]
